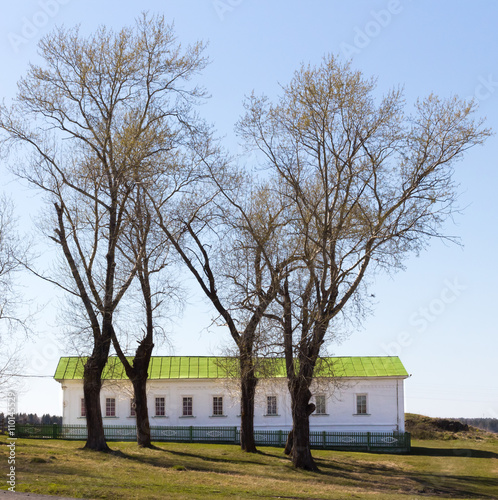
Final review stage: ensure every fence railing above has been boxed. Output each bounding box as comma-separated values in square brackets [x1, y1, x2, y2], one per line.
[12, 424, 411, 452]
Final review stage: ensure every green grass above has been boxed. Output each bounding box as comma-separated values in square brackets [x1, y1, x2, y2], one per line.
[1, 434, 497, 499]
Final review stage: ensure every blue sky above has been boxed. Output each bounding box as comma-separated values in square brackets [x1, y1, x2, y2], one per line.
[0, 0, 497, 419]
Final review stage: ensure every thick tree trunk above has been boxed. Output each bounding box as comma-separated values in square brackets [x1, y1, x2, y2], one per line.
[130, 334, 154, 448]
[112, 329, 154, 448]
[239, 350, 258, 453]
[288, 382, 318, 471]
[131, 374, 152, 448]
[240, 371, 258, 452]
[291, 407, 316, 471]
[281, 278, 318, 470]
[83, 353, 110, 452]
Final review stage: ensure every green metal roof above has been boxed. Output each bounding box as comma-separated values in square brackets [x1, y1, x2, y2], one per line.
[54, 356, 408, 381]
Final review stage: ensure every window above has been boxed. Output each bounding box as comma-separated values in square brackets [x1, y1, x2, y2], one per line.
[315, 395, 326, 415]
[155, 397, 166, 417]
[80, 398, 86, 417]
[356, 394, 367, 415]
[212, 396, 223, 416]
[130, 398, 136, 417]
[182, 396, 193, 417]
[105, 397, 116, 417]
[266, 396, 277, 416]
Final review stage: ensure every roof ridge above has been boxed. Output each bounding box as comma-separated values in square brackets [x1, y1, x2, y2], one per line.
[56, 355, 402, 359]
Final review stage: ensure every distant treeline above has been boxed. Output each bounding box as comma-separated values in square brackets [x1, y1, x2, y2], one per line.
[457, 418, 498, 433]
[0, 412, 62, 426]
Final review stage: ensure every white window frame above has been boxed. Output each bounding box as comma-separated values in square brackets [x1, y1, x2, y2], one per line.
[314, 394, 327, 415]
[266, 395, 278, 416]
[355, 393, 368, 415]
[182, 396, 194, 417]
[105, 397, 116, 418]
[212, 396, 224, 417]
[155, 396, 166, 417]
[130, 398, 136, 417]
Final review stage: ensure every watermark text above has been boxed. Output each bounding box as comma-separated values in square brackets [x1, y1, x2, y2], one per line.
[340, 0, 407, 58]
[382, 277, 466, 356]
[8, 0, 71, 53]
[213, 0, 243, 21]
[6, 392, 17, 492]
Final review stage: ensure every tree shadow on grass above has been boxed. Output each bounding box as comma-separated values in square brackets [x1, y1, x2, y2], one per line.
[315, 455, 498, 499]
[106, 445, 269, 473]
[151, 446, 268, 467]
[411, 446, 498, 459]
[254, 447, 498, 498]
[77, 443, 498, 498]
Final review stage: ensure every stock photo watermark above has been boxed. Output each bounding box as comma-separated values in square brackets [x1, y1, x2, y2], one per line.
[8, 0, 71, 54]
[212, 0, 243, 21]
[468, 74, 498, 103]
[340, 0, 409, 58]
[29, 337, 61, 374]
[6, 391, 17, 492]
[382, 277, 466, 357]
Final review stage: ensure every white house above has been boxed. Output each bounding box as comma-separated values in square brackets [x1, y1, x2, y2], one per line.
[54, 356, 409, 433]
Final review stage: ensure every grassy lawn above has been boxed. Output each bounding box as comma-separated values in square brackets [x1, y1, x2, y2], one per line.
[1, 434, 497, 499]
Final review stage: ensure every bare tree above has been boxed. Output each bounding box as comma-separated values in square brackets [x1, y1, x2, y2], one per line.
[151, 167, 296, 452]
[237, 55, 491, 470]
[0, 14, 207, 451]
[0, 196, 23, 326]
[0, 195, 26, 396]
[111, 185, 172, 448]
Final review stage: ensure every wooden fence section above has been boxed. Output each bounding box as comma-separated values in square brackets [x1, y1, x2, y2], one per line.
[13, 424, 411, 453]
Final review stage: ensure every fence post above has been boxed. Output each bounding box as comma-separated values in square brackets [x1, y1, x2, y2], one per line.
[189, 426, 193, 443]
[367, 432, 371, 451]
[405, 432, 411, 453]
[52, 423, 58, 439]
[234, 426, 238, 444]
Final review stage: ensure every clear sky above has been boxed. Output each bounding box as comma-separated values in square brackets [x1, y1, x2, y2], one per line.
[0, 0, 497, 419]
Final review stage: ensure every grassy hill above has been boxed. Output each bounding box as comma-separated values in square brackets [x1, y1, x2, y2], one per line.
[405, 413, 497, 440]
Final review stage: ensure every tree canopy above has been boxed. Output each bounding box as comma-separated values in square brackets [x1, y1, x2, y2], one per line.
[237, 55, 491, 470]
[0, 13, 209, 451]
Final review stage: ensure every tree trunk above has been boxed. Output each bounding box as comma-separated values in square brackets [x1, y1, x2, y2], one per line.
[130, 334, 154, 448]
[112, 328, 154, 448]
[83, 354, 110, 452]
[281, 278, 318, 470]
[284, 430, 293, 455]
[131, 373, 152, 448]
[239, 352, 258, 453]
[288, 383, 318, 471]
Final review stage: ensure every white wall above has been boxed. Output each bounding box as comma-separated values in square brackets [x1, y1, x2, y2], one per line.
[60, 376, 405, 432]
